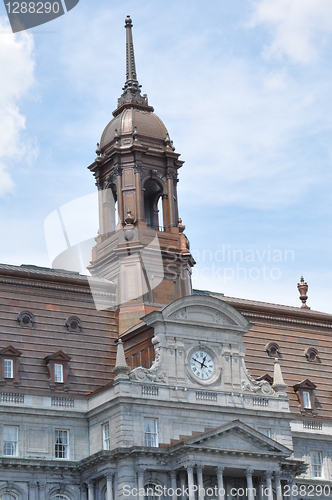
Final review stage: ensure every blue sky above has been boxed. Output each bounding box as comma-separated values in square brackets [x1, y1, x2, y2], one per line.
[0, 0, 331, 312]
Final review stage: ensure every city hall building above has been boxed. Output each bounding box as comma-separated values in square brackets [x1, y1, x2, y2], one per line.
[0, 16, 332, 500]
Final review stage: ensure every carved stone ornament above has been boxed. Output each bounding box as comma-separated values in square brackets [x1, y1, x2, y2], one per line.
[170, 307, 187, 319]
[242, 368, 276, 396]
[129, 366, 167, 384]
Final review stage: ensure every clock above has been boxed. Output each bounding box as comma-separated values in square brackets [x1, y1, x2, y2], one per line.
[189, 349, 215, 380]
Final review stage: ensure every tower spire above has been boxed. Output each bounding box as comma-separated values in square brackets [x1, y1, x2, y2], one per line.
[125, 15, 137, 84]
[116, 15, 151, 113]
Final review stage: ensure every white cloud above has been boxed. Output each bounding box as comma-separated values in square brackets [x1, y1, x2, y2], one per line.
[249, 0, 332, 64]
[0, 17, 36, 196]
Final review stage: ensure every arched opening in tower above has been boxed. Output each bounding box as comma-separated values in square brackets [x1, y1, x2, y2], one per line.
[144, 179, 163, 230]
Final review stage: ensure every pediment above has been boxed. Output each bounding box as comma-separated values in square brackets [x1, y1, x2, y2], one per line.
[293, 379, 316, 390]
[44, 350, 71, 362]
[0, 345, 22, 357]
[146, 295, 251, 331]
[179, 420, 291, 455]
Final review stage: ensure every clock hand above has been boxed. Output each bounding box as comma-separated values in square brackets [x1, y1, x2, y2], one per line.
[200, 355, 207, 368]
[192, 358, 201, 365]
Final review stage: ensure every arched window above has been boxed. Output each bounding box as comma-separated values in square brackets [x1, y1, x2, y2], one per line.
[144, 179, 162, 230]
[144, 483, 160, 500]
[51, 495, 70, 500]
[1, 494, 18, 500]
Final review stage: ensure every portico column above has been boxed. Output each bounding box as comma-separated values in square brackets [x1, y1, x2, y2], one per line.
[291, 476, 297, 500]
[38, 483, 46, 500]
[107, 472, 115, 500]
[217, 466, 225, 500]
[274, 472, 283, 500]
[80, 484, 88, 500]
[256, 478, 263, 500]
[137, 468, 145, 492]
[197, 465, 204, 500]
[265, 472, 273, 500]
[186, 464, 195, 500]
[246, 469, 255, 500]
[170, 471, 178, 500]
[180, 471, 187, 500]
[88, 481, 95, 500]
[28, 482, 37, 500]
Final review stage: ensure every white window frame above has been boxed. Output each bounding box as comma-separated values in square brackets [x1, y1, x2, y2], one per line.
[4, 359, 13, 379]
[55, 429, 69, 459]
[144, 418, 158, 447]
[303, 391, 311, 409]
[102, 422, 110, 450]
[54, 363, 64, 383]
[310, 451, 323, 478]
[258, 428, 271, 438]
[3, 425, 18, 456]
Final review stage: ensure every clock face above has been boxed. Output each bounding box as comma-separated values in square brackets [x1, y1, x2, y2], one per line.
[189, 350, 215, 380]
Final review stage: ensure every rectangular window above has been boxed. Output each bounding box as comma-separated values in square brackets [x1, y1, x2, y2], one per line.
[3, 425, 18, 456]
[102, 422, 110, 450]
[311, 451, 323, 478]
[258, 428, 271, 438]
[55, 429, 69, 459]
[54, 363, 64, 383]
[4, 359, 13, 378]
[303, 391, 311, 409]
[144, 418, 158, 447]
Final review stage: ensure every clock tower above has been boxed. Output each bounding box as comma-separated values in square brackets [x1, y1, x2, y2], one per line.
[88, 16, 195, 334]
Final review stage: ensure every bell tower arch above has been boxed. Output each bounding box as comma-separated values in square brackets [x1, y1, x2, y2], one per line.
[88, 16, 195, 333]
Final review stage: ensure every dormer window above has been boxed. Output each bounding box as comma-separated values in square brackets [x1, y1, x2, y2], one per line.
[0, 346, 22, 387]
[45, 351, 71, 391]
[293, 379, 317, 414]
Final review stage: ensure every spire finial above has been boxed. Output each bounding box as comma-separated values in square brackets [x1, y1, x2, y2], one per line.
[115, 16, 152, 114]
[125, 15, 137, 84]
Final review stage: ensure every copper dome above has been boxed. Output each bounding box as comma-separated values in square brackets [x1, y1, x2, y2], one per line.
[100, 107, 169, 149]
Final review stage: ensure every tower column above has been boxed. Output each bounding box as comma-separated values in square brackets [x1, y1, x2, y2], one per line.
[116, 167, 124, 224]
[134, 165, 143, 221]
[167, 171, 176, 228]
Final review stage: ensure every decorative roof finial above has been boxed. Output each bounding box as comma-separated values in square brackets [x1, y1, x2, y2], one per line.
[297, 276, 310, 309]
[115, 16, 152, 113]
[272, 358, 287, 395]
[112, 339, 130, 378]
